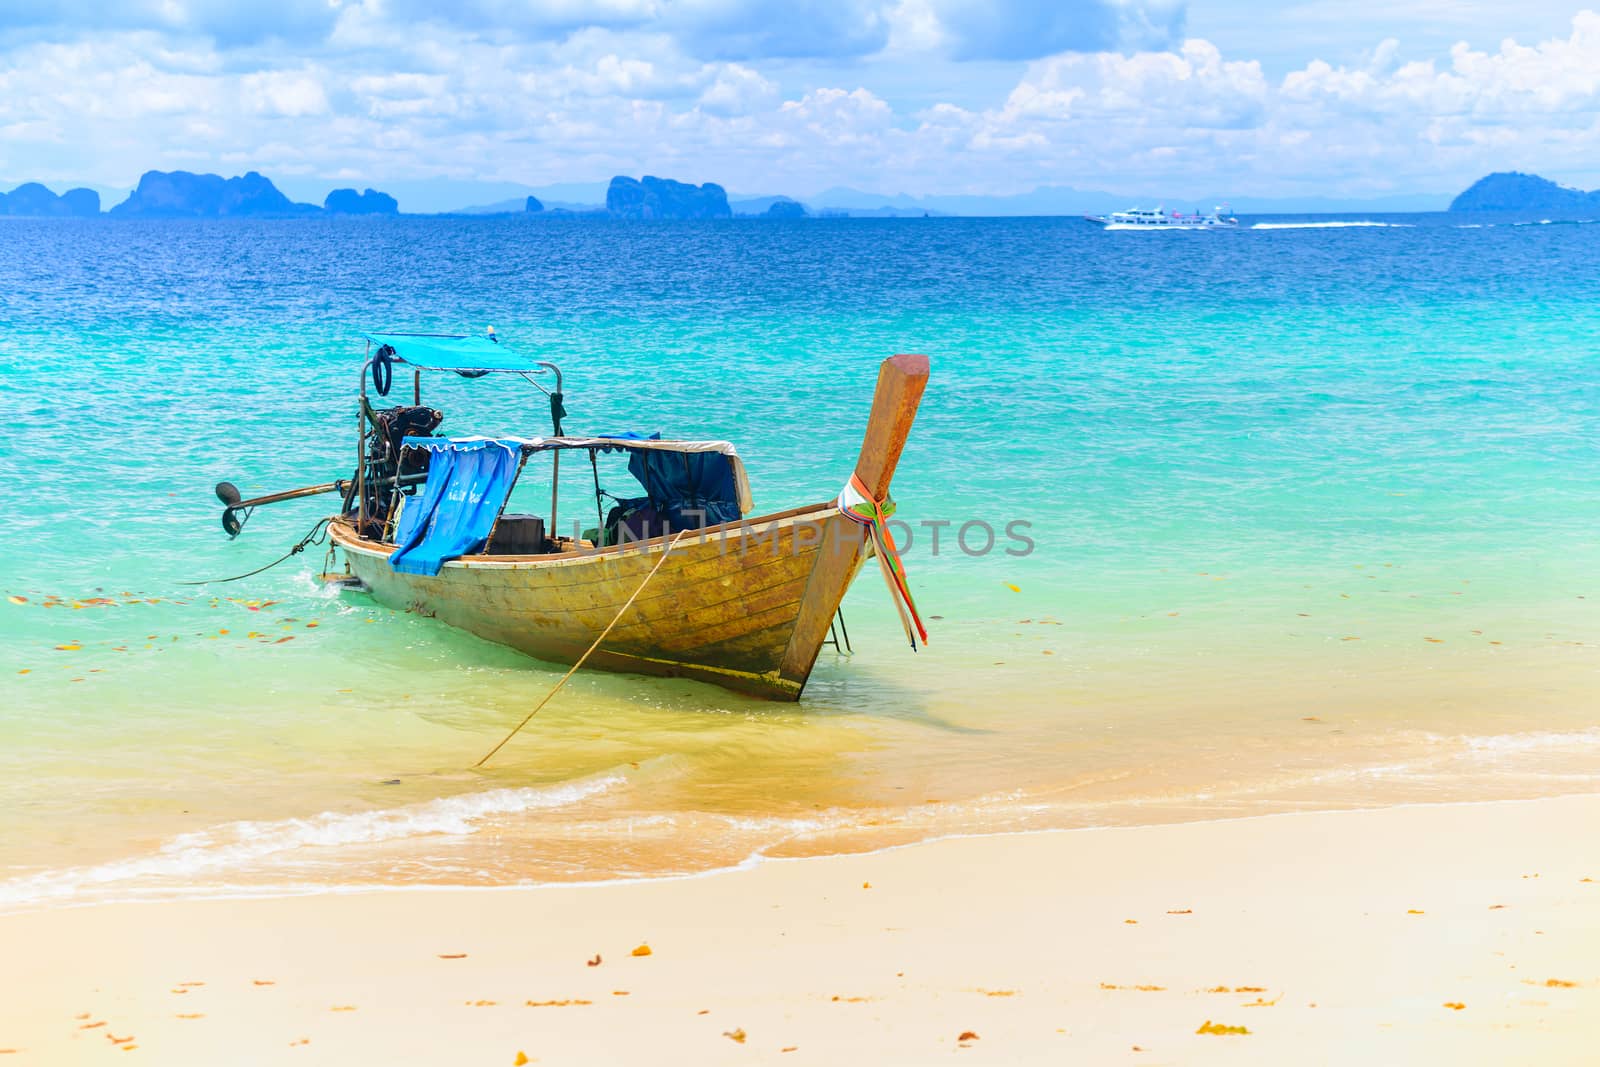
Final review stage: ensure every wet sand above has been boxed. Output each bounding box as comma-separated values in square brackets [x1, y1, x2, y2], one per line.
[3, 794, 1597, 1065]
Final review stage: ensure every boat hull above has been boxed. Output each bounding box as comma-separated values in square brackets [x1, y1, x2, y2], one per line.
[331, 506, 867, 701]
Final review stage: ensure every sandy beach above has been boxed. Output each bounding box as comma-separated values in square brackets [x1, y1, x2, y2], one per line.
[4, 794, 1597, 1065]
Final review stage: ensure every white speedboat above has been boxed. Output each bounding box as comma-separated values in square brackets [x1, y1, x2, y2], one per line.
[1086, 205, 1239, 230]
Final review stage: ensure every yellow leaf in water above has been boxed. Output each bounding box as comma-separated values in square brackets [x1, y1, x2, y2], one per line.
[1005, 583, 1020, 592]
[631, 944, 652, 957]
[1195, 1020, 1250, 1035]
[55, 643, 81, 651]
[7, 595, 26, 605]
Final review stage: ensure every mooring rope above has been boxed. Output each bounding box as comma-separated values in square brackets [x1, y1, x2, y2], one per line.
[178, 517, 332, 586]
[474, 529, 688, 768]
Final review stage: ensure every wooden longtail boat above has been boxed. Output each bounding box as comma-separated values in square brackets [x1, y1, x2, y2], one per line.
[311, 341, 929, 701]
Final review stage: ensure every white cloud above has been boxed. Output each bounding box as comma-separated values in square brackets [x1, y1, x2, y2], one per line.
[241, 69, 330, 116]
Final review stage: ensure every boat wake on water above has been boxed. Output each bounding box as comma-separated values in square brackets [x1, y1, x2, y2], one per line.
[1250, 220, 1413, 229]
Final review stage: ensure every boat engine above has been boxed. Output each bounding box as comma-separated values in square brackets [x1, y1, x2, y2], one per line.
[354, 404, 444, 537]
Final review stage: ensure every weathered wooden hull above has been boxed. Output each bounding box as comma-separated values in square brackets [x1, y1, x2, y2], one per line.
[331, 505, 868, 700]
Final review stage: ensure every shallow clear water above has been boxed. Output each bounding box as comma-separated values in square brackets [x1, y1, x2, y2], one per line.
[2, 213, 1597, 909]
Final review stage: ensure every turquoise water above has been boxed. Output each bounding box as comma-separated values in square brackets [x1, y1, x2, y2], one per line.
[3, 215, 1598, 907]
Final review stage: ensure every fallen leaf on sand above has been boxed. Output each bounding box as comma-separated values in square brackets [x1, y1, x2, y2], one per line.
[74, 1014, 89, 1020]
[723, 1028, 747, 1044]
[1167, 909, 1193, 915]
[781, 1047, 798, 1053]
[1196, 1021, 1249, 1036]
[1488, 905, 1505, 910]
[1443, 1002, 1464, 1010]
[1124, 919, 1138, 925]
[631, 944, 652, 957]
[254, 979, 275, 985]
[176, 1013, 204, 1020]
[831, 995, 870, 1003]
[1542, 979, 1577, 988]
[330, 1005, 356, 1012]
[862, 882, 871, 889]
[80, 1021, 105, 1029]
[526, 999, 592, 1007]
[515, 1053, 529, 1066]
[107, 1034, 134, 1044]
[587, 954, 602, 967]
[957, 1031, 979, 1043]
[980, 989, 1018, 997]
[1407, 909, 1424, 915]
[179, 981, 204, 987]
[289, 1038, 309, 1047]
[612, 991, 630, 996]
[439, 954, 468, 959]
[120, 1046, 137, 1052]
[697, 1010, 710, 1015]
[466, 1000, 497, 1007]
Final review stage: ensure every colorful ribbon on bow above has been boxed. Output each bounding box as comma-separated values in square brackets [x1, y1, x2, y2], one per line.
[837, 472, 928, 650]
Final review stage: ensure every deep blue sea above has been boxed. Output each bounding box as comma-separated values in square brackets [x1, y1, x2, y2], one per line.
[2, 212, 1597, 908]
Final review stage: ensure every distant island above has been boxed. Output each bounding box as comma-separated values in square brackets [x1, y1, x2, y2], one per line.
[110, 171, 321, 218]
[606, 176, 731, 219]
[1449, 172, 1600, 213]
[324, 188, 399, 216]
[0, 182, 99, 217]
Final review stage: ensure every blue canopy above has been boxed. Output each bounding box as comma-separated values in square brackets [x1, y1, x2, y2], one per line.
[366, 333, 547, 374]
[388, 439, 521, 575]
[622, 443, 743, 527]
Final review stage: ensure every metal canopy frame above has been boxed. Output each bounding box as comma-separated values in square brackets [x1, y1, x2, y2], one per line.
[354, 333, 564, 536]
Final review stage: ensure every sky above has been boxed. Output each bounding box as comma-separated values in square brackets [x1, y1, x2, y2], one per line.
[2, 0, 1599, 207]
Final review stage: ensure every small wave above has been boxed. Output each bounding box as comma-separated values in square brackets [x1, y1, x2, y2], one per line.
[1250, 221, 1412, 230]
[0, 774, 623, 908]
[1510, 217, 1599, 227]
[1458, 728, 1600, 755]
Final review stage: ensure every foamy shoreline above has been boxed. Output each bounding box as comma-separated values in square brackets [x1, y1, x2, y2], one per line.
[4, 794, 1597, 1063]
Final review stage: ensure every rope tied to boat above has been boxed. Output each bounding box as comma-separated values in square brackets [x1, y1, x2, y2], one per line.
[837, 473, 927, 650]
[474, 529, 689, 768]
[177, 518, 332, 586]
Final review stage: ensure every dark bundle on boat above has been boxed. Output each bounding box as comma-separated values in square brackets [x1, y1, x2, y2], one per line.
[352, 403, 443, 537]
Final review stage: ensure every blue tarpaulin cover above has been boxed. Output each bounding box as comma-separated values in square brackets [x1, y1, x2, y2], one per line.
[366, 333, 548, 374]
[388, 438, 521, 575]
[623, 446, 743, 528]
